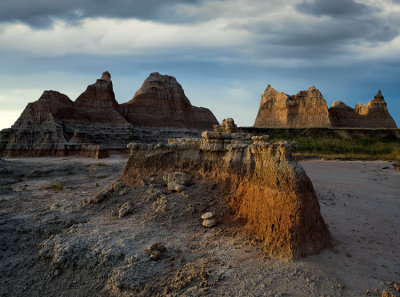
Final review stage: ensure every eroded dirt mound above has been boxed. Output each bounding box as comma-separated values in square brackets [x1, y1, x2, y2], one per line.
[121, 121, 330, 260]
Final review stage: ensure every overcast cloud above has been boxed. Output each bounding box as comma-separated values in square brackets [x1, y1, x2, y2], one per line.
[0, 0, 202, 27]
[0, 0, 399, 128]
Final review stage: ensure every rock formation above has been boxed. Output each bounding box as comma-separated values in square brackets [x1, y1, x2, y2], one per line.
[121, 119, 330, 260]
[254, 85, 331, 128]
[0, 71, 219, 157]
[121, 72, 218, 129]
[329, 90, 397, 128]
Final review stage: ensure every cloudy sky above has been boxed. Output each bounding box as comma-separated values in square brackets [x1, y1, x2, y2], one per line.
[1, 0, 399, 128]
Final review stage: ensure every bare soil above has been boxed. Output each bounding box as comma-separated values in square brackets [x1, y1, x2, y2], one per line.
[0, 156, 399, 297]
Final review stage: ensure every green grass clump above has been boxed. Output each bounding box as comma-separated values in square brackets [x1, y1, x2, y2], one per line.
[86, 163, 108, 167]
[51, 184, 64, 191]
[270, 135, 400, 161]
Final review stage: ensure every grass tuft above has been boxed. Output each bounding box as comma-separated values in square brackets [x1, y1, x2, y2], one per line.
[51, 184, 64, 191]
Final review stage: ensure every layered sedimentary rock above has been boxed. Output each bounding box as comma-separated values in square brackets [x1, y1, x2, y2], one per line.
[121, 72, 218, 129]
[329, 91, 397, 128]
[121, 119, 330, 260]
[0, 90, 74, 156]
[254, 85, 331, 128]
[0, 71, 219, 156]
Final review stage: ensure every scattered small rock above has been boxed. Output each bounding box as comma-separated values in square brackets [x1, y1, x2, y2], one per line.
[113, 181, 126, 191]
[168, 183, 186, 192]
[118, 187, 130, 196]
[84, 185, 114, 204]
[202, 218, 216, 228]
[145, 243, 166, 260]
[201, 212, 214, 220]
[201, 212, 217, 228]
[118, 203, 133, 218]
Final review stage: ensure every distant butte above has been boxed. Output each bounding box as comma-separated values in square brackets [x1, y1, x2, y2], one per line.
[0, 72, 218, 157]
[329, 90, 397, 128]
[254, 85, 331, 128]
[253, 85, 397, 128]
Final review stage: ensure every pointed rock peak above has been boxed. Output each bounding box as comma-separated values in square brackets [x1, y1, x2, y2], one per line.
[100, 71, 111, 81]
[131, 72, 189, 104]
[303, 85, 323, 97]
[374, 89, 384, 100]
[263, 84, 278, 95]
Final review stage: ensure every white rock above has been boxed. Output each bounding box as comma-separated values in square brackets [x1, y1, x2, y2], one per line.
[118, 203, 133, 218]
[202, 218, 217, 228]
[201, 212, 214, 220]
[167, 183, 185, 192]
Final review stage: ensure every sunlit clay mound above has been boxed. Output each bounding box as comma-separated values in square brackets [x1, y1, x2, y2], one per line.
[121, 118, 330, 260]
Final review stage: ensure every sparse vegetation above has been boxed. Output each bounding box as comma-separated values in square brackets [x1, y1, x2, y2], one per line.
[42, 183, 64, 191]
[51, 184, 64, 191]
[279, 136, 400, 161]
[248, 128, 400, 161]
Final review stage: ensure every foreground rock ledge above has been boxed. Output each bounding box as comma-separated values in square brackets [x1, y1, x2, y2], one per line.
[120, 130, 330, 260]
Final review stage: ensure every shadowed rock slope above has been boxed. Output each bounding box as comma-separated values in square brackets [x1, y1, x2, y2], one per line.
[329, 90, 397, 128]
[121, 72, 218, 129]
[121, 120, 330, 260]
[0, 72, 218, 157]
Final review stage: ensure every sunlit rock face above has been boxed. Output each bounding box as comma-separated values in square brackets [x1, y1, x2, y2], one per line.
[254, 85, 397, 129]
[254, 85, 331, 128]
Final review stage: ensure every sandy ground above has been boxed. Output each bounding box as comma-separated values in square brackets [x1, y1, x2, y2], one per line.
[0, 156, 399, 297]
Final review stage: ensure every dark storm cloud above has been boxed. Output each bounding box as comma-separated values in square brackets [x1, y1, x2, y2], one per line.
[296, 0, 371, 17]
[238, 0, 398, 62]
[0, 0, 200, 27]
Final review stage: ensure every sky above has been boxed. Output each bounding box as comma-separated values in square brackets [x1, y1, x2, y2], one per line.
[1, 0, 399, 129]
